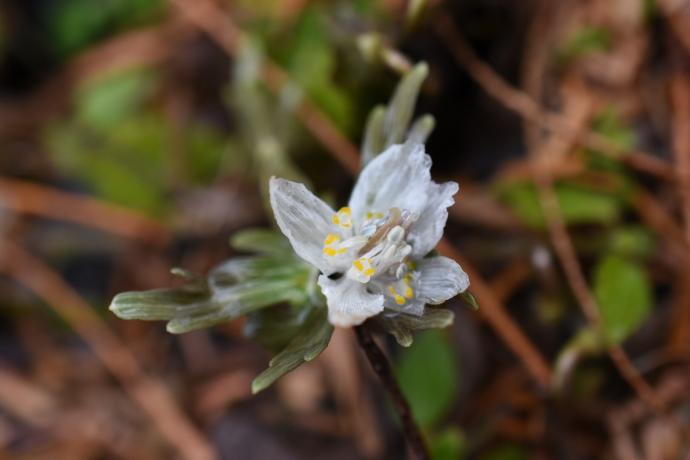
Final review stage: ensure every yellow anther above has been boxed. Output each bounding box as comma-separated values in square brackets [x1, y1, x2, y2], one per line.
[323, 234, 347, 257]
[333, 207, 353, 229]
[324, 233, 340, 245]
[352, 257, 375, 276]
[388, 285, 406, 305]
[388, 276, 414, 305]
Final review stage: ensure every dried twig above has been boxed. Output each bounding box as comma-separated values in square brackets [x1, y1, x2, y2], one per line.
[0, 240, 215, 460]
[437, 240, 553, 388]
[670, 72, 690, 244]
[354, 325, 430, 460]
[434, 14, 674, 181]
[435, 11, 670, 413]
[0, 177, 170, 245]
[529, 84, 666, 414]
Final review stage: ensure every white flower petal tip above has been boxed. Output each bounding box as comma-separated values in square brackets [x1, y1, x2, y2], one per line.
[349, 143, 432, 223]
[318, 275, 384, 327]
[269, 177, 337, 273]
[416, 256, 469, 305]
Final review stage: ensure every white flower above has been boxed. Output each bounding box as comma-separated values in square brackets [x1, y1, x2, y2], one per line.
[269, 143, 469, 327]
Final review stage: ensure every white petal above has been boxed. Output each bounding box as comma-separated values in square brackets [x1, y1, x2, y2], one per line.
[415, 256, 469, 304]
[408, 181, 459, 257]
[348, 143, 431, 223]
[269, 177, 341, 274]
[318, 275, 384, 327]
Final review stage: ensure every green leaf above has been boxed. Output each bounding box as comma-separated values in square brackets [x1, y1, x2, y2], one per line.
[245, 305, 312, 353]
[283, 8, 353, 132]
[49, 0, 163, 56]
[484, 445, 529, 460]
[557, 26, 612, 65]
[593, 254, 652, 344]
[552, 327, 604, 391]
[431, 427, 466, 460]
[591, 106, 635, 152]
[252, 306, 333, 393]
[558, 183, 622, 224]
[608, 226, 655, 259]
[111, 252, 313, 334]
[109, 284, 214, 322]
[396, 330, 458, 428]
[230, 229, 293, 255]
[496, 181, 623, 228]
[75, 69, 156, 128]
[46, 114, 171, 216]
[184, 124, 230, 184]
[378, 308, 454, 347]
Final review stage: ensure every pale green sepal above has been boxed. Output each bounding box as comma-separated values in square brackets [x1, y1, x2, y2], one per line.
[407, 114, 435, 145]
[461, 291, 479, 311]
[383, 62, 428, 147]
[361, 105, 386, 167]
[377, 308, 454, 347]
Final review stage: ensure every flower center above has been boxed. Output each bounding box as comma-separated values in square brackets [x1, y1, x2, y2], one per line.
[321, 206, 417, 285]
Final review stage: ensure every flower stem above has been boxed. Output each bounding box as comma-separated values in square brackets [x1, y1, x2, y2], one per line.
[354, 324, 430, 460]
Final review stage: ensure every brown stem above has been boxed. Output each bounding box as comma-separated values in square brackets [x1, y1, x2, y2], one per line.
[354, 324, 430, 460]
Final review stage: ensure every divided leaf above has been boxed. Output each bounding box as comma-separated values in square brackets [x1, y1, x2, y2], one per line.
[252, 306, 333, 393]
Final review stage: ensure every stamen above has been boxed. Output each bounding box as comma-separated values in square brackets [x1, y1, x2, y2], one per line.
[403, 275, 414, 299]
[323, 233, 347, 257]
[347, 256, 376, 283]
[387, 225, 405, 244]
[388, 285, 406, 305]
[358, 207, 402, 256]
[387, 275, 415, 306]
[332, 207, 353, 229]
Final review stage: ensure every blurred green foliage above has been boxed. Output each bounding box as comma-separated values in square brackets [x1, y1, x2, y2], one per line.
[594, 254, 652, 344]
[48, 0, 164, 57]
[496, 181, 624, 228]
[283, 9, 354, 133]
[483, 445, 529, 460]
[557, 25, 612, 66]
[397, 330, 459, 428]
[45, 68, 231, 216]
[430, 427, 466, 460]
